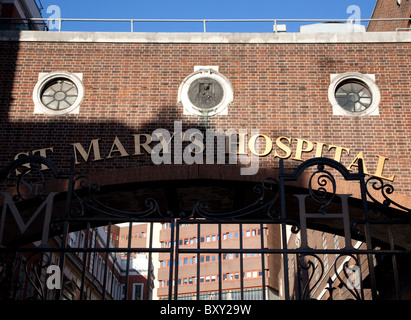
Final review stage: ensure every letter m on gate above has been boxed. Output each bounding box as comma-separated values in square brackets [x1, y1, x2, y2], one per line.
[0, 192, 58, 246]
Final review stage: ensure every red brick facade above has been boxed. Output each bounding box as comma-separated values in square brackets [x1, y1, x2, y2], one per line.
[368, 0, 411, 31]
[0, 0, 411, 302]
[1, 34, 410, 208]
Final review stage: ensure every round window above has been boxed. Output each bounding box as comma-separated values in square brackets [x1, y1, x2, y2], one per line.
[187, 77, 224, 110]
[329, 72, 380, 116]
[41, 78, 79, 111]
[178, 68, 233, 117]
[33, 71, 84, 116]
[335, 80, 372, 113]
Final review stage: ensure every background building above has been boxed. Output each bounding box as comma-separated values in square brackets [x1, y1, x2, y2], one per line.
[0, 0, 44, 30]
[368, 0, 411, 31]
[109, 222, 161, 299]
[157, 223, 281, 300]
[0, 227, 149, 300]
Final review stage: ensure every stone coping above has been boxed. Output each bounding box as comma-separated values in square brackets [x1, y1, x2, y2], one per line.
[0, 30, 410, 44]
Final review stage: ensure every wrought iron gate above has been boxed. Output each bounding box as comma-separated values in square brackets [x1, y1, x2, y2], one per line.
[0, 156, 410, 300]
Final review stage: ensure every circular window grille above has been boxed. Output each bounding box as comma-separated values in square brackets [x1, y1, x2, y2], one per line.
[41, 79, 79, 111]
[33, 71, 84, 116]
[328, 72, 380, 116]
[335, 80, 373, 113]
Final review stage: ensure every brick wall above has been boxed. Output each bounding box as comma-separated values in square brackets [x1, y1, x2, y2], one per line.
[0, 36, 410, 200]
[368, 0, 411, 31]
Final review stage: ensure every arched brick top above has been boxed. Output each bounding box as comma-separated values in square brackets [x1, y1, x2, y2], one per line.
[75, 164, 411, 211]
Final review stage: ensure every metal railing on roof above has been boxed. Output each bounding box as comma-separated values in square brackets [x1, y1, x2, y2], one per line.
[0, 17, 410, 33]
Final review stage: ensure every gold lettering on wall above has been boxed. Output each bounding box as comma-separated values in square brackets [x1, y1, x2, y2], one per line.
[106, 136, 129, 159]
[346, 151, 369, 175]
[314, 142, 327, 158]
[71, 139, 103, 165]
[133, 134, 153, 155]
[273, 136, 292, 159]
[328, 145, 350, 162]
[12, 132, 397, 182]
[293, 138, 314, 161]
[248, 134, 273, 157]
[374, 155, 395, 182]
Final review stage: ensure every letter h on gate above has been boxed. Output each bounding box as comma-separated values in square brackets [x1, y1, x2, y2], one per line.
[294, 194, 354, 250]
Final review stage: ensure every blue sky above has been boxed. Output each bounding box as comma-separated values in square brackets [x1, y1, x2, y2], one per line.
[38, 0, 377, 33]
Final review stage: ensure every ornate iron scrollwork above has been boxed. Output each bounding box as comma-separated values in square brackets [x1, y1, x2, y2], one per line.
[0, 252, 53, 300]
[190, 177, 281, 220]
[335, 254, 363, 300]
[308, 164, 337, 214]
[366, 176, 411, 215]
[0, 156, 70, 247]
[0, 155, 64, 202]
[15, 162, 46, 202]
[298, 254, 324, 300]
[72, 175, 170, 219]
[326, 254, 364, 300]
[24, 252, 52, 300]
